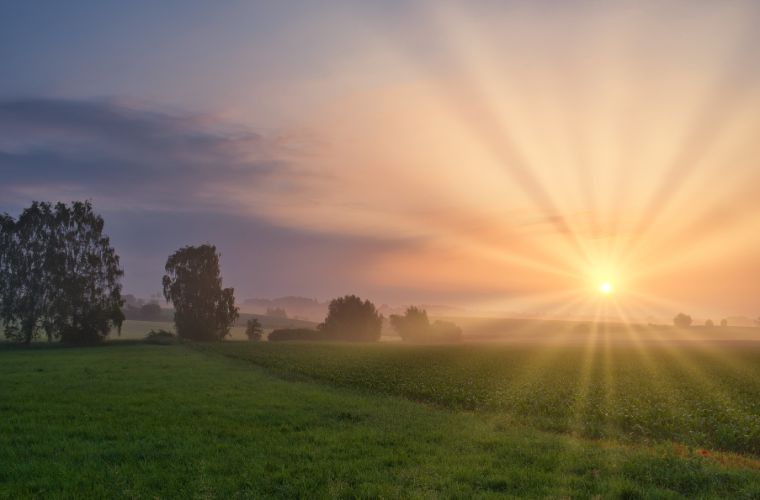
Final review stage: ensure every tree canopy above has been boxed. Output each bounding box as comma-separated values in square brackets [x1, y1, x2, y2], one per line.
[319, 295, 382, 342]
[162, 244, 238, 341]
[0, 201, 124, 344]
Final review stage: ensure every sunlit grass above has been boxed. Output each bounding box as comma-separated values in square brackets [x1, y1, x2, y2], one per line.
[205, 335, 760, 456]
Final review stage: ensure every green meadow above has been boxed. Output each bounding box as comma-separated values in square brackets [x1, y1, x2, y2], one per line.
[116, 318, 317, 342]
[2, 336, 760, 498]
[116, 320, 248, 341]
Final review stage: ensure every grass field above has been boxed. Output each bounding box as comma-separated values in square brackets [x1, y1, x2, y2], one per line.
[2, 340, 760, 498]
[118, 320, 248, 341]
[118, 320, 249, 340]
[117, 317, 318, 342]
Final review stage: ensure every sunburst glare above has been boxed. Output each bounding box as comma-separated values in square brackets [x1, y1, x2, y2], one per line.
[599, 281, 614, 296]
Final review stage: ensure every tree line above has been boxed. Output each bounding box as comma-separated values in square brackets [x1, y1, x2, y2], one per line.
[0, 201, 461, 344]
[673, 313, 738, 328]
[122, 294, 166, 321]
[14, 201, 746, 345]
[0, 201, 242, 344]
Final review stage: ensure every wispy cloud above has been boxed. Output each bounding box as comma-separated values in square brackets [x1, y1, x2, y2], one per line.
[0, 97, 291, 212]
[0, 97, 434, 302]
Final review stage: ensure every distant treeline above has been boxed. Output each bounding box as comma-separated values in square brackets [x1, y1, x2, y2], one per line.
[266, 295, 380, 342]
[123, 302, 170, 322]
[237, 313, 315, 330]
[10, 200, 754, 346]
[121, 299, 316, 330]
[670, 313, 760, 328]
[268, 300, 462, 343]
[269, 328, 332, 342]
[0, 200, 456, 344]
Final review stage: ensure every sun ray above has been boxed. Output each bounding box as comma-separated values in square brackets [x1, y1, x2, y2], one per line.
[568, 300, 602, 437]
[636, 315, 760, 436]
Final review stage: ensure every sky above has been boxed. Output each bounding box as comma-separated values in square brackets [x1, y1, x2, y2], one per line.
[2, 0, 760, 320]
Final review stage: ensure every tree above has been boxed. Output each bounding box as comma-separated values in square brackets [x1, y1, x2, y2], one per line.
[390, 306, 430, 340]
[673, 313, 693, 328]
[162, 245, 238, 341]
[246, 318, 263, 341]
[319, 295, 382, 341]
[705, 319, 714, 328]
[721, 319, 728, 327]
[0, 201, 124, 344]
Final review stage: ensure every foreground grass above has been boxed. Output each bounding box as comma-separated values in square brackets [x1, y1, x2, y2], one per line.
[206, 339, 760, 456]
[1, 344, 759, 498]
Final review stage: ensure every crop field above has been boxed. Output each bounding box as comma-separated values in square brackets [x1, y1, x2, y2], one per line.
[206, 333, 760, 456]
[2, 338, 760, 498]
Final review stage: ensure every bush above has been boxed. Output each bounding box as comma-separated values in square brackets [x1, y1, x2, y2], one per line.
[144, 329, 177, 345]
[268, 328, 326, 342]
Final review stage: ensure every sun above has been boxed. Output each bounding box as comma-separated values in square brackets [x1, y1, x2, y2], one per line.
[598, 281, 614, 295]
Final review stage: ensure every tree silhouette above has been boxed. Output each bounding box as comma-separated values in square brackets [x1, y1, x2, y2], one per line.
[246, 318, 263, 341]
[0, 201, 124, 344]
[673, 313, 693, 328]
[162, 245, 238, 341]
[319, 295, 382, 341]
[705, 319, 714, 328]
[390, 306, 430, 340]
